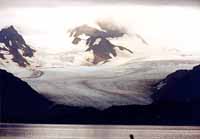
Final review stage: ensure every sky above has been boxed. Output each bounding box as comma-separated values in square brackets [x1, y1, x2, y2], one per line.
[0, 0, 200, 54]
[0, 0, 200, 8]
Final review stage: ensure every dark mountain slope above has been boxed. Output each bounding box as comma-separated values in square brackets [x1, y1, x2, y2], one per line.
[152, 64, 200, 104]
[0, 69, 53, 122]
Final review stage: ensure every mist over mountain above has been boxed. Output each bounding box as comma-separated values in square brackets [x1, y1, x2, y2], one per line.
[0, 26, 35, 67]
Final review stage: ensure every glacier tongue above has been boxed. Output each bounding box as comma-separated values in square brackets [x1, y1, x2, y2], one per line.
[24, 60, 200, 109]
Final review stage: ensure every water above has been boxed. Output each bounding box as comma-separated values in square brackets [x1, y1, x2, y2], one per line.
[1, 124, 200, 139]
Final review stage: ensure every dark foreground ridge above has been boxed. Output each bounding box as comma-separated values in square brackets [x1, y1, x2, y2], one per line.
[1, 65, 200, 125]
[0, 26, 35, 67]
[0, 69, 99, 123]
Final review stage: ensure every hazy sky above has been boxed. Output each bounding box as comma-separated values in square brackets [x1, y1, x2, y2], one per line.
[0, 0, 200, 8]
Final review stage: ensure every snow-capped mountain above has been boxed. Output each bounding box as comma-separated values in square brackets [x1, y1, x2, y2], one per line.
[0, 22, 190, 70]
[0, 25, 35, 67]
[69, 22, 133, 64]
[1, 2, 200, 125]
[0, 12, 199, 109]
[0, 23, 199, 109]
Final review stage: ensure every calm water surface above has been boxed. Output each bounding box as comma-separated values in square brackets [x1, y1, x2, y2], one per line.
[1, 124, 200, 139]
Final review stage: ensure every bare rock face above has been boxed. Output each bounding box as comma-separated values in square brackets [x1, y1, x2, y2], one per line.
[0, 25, 35, 67]
[69, 22, 133, 64]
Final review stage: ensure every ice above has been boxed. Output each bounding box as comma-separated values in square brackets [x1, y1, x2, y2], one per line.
[21, 59, 199, 109]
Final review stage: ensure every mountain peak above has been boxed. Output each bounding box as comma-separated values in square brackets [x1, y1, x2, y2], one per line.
[69, 23, 133, 64]
[0, 25, 35, 67]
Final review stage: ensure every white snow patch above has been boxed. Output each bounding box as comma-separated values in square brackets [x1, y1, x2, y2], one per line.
[9, 40, 12, 46]
[0, 43, 6, 48]
[156, 81, 167, 90]
[93, 38, 102, 45]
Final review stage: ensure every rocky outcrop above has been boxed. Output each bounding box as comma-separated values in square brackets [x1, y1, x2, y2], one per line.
[0, 26, 35, 67]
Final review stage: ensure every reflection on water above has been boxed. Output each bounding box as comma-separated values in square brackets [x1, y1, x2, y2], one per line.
[1, 124, 200, 139]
